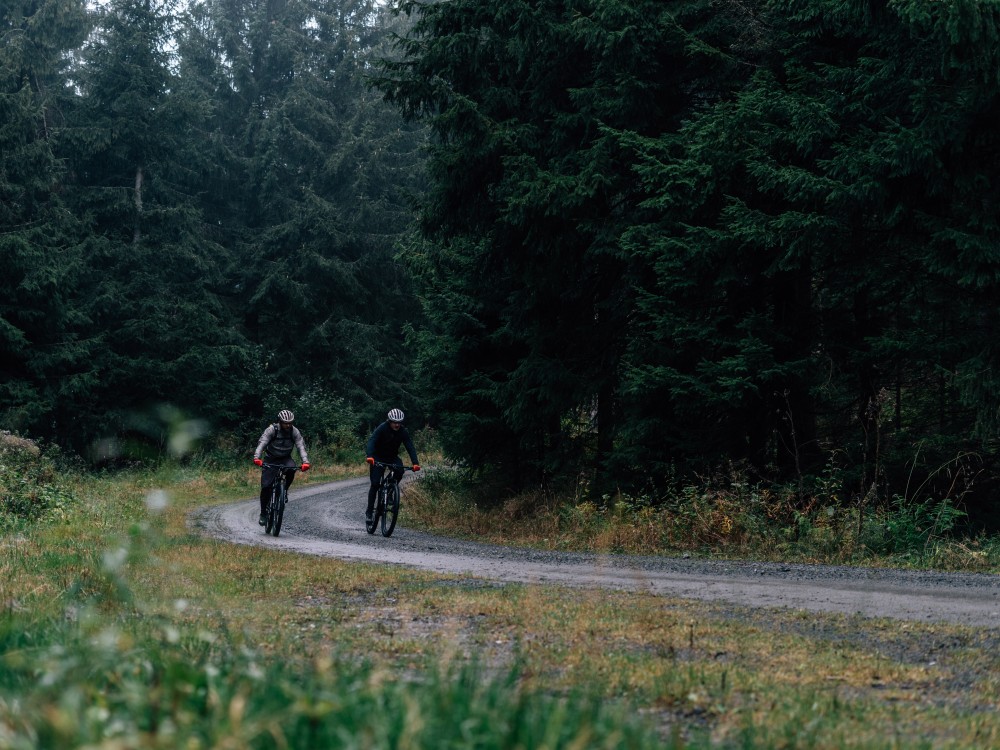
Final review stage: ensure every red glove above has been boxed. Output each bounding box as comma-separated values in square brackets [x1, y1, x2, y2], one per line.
[412, 464, 421, 472]
[366, 457, 374, 465]
[301, 463, 310, 472]
[253, 458, 263, 467]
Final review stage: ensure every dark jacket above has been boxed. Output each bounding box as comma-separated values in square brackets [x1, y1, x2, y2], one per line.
[366, 421, 418, 464]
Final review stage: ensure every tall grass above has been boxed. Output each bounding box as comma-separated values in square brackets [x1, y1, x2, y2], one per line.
[2, 613, 655, 749]
[404, 468, 1000, 571]
[0, 438, 670, 749]
[4, 436, 1000, 748]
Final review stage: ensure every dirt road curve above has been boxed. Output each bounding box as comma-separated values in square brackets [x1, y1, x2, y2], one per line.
[190, 478, 1000, 628]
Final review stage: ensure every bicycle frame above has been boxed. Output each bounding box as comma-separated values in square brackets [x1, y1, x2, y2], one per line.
[261, 462, 299, 537]
[367, 460, 414, 537]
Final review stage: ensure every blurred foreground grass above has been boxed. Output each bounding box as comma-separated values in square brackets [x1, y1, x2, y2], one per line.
[2, 455, 1000, 748]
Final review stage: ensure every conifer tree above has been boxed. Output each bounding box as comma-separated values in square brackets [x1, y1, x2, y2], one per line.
[61, 0, 250, 448]
[378, 0, 738, 488]
[621, 0, 1000, 499]
[0, 0, 92, 436]
[180, 0, 426, 422]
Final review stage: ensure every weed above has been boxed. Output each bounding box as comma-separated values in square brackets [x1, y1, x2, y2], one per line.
[407, 461, 1000, 571]
[0, 433, 77, 523]
[4, 458, 1000, 748]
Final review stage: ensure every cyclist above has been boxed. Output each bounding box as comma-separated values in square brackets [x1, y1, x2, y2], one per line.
[253, 409, 310, 526]
[365, 408, 420, 522]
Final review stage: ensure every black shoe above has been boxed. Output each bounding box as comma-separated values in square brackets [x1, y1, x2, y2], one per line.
[258, 513, 266, 526]
[365, 510, 373, 522]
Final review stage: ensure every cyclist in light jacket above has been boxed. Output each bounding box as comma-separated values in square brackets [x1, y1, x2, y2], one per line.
[364, 408, 420, 522]
[253, 409, 310, 526]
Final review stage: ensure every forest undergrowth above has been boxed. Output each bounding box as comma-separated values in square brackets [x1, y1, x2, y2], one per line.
[404, 463, 1000, 574]
[3, 434, 1000, 748]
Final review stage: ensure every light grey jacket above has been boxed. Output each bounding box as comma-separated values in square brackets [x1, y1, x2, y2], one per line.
[254, 424, 309, 464]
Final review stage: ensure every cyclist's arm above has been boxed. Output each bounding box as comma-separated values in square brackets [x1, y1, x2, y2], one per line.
[293, 427, 309, 464]
[402, 429, 419, 466]
[365, 423, 383, 459]
[253, 424, 275, 461]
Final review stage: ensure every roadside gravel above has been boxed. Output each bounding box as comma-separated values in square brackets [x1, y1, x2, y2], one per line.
[190, 477, 1000, 628]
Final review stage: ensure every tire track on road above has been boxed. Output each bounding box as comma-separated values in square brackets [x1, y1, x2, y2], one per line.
[190, 478, 1000, 627]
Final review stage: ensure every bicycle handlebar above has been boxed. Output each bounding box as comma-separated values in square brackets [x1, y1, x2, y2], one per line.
[260, 463, 301, 471]
[371, 460, 415, 471]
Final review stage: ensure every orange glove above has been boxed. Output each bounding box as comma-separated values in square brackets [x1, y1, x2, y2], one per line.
[253, 458, 263, 466]
[366, 457, 374, 465]
[412, 464, 421, 472]
[301, 463, 310, 472]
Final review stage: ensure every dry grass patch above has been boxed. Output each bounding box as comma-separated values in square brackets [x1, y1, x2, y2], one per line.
[7, 463, 1000, 748]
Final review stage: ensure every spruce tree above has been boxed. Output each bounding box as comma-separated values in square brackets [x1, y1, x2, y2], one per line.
[181, 0, 426, 425]
[621, 0, 1000, 501]
[61, 0, 250, 451]
[0, 0, 92, 436]
[378, 0, 738, 489]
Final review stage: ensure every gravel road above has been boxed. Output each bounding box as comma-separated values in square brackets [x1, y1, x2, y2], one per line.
[190, 477, 1000, 628]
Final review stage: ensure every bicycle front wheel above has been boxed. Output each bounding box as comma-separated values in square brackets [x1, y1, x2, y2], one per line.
[264, 486, 277, 534]
[381, 482, 399, 537]
[366, 487, 383, 535]
[272, 483, 286, 536]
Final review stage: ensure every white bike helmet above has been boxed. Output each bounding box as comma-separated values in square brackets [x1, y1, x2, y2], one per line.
[277, 409, 295, 423]
[387, 408, 404, 423]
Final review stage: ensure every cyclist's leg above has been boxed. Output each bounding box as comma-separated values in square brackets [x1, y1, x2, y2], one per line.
[367, 464, 384, 516]
[391, 461, 404, 485]
[260, 465, 277, 524]
[282, 463, 296, 499]
[259, 484, 270, 514]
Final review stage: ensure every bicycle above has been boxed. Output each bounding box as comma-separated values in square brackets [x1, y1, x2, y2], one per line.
[261, 463, 299, 537]
[367, 461, 414, 537]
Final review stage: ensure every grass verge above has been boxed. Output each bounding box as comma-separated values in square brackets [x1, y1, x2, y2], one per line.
[402, 469, 1000, 572]
[2, 457, 1000, 748]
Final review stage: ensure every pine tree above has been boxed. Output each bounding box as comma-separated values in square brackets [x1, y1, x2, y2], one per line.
[181, 0, 427, 425]
[60, 0, 250, 449]
[377, 0, 738, 489]
[0, 0, 92, 436]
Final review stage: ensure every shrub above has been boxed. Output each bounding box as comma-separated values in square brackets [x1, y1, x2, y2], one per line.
[0, 432, 77, 522]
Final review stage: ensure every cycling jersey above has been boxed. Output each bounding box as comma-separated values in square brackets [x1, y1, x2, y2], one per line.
[366, 421, 418, 465]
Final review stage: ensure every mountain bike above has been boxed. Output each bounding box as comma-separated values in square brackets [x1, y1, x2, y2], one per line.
[261, 463, 299, 537]
[367, 461, 413, 537]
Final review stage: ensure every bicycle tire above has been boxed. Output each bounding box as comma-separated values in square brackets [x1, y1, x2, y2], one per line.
[366, 485, 383, 534]
[272, 481, 285, 537]
[265, 485, 277, 534]
[381, 481, 399, 537]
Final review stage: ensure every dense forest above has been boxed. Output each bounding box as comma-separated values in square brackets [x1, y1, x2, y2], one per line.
[4, 0, 1000, 521]
[2, 0, 427, 455]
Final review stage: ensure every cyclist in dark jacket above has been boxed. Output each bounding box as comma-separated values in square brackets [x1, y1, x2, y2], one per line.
[253, 409, 310, 526]
[365, 408, 420, 521]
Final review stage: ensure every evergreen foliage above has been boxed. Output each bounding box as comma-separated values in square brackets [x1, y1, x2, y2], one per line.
[3, 0, 1000, 522]
[56, 0, 249, 452]
[381, 0, 1000, 515]
[1, 0, 424, 457]
[0, 0, 92, 436]
[621, 0, 1000, 500]
[178, 0, 427, 429]
[379, 0, 737, 490]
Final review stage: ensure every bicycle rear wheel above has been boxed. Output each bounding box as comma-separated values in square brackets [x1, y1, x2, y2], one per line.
[366, 486, 383, 534]
[381, 481, 399, 537]
[272, 482, 285, 536]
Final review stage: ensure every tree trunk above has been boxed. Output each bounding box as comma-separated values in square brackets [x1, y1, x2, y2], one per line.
[133, 165, 143, 244]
